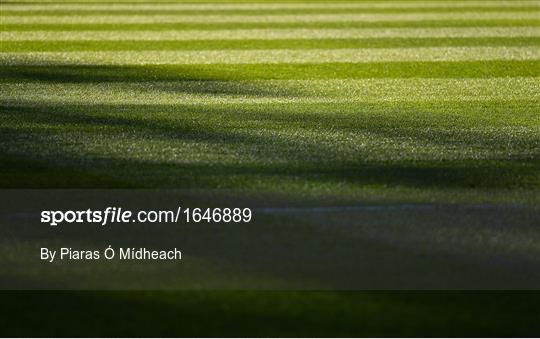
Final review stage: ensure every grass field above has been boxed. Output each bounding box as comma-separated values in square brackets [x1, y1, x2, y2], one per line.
[1, 0, 540, 336]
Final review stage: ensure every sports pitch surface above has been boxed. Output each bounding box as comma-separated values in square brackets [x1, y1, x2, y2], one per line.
[1, 0, 540, 336]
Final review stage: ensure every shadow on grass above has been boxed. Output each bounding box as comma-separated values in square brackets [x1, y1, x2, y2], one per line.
[2, 66, 540, 337]
[0, 64, 305, 97]
[0, 101, 538, 190]
[2, 61, 539, 81]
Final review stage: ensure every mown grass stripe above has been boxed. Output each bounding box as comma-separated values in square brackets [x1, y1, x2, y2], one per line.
[2, 78, 538, 105]
[4, 7, 538, 17]
[2, 47, 537, 66]
[3, 27, 538, 42]
[3, 12, 537, 24]
[3, 1, 537, 11]
[4, 20, 538, 32]
[3, 37, 538, 53]
[3, 61, 538, 80]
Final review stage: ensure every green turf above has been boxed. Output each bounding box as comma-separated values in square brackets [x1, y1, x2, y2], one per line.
[1, 0, 539, 336]
[4, 19, 540, 31]
[3, 37, 538, 52]
[3, 61, 539, 80]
